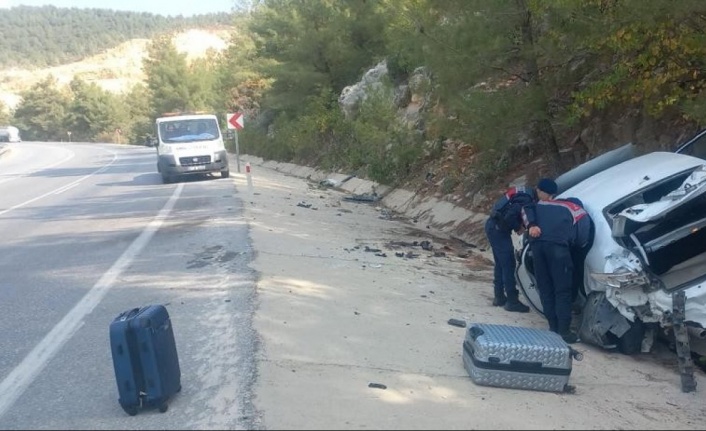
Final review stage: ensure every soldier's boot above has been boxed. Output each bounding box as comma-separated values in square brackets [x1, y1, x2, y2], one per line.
[558, 321, 579, 344]
[503, 292, 530, 313]
[492, 286, 507, 307]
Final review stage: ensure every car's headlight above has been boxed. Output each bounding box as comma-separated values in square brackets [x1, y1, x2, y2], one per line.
[590, 269, 649, 288]
[160, 144, 173, 155]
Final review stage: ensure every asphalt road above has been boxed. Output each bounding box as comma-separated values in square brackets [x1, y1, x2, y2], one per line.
[0, 142, 260, 429]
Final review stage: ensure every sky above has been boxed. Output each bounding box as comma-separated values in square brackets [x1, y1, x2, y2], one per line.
[0, 0, 236, 17]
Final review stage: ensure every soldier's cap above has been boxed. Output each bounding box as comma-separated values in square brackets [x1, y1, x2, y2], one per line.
[537, 178, 558, 195]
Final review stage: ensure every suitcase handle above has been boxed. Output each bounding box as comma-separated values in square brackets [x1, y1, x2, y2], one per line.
[119, 307, 142, 322]
[468, 326, 484, 340]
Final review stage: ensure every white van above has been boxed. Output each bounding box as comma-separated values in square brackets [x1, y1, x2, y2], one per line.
[154, 113, 230, 183]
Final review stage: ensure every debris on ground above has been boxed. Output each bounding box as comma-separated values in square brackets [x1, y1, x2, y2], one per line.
[319, 178, 340, 188]
[368, 383, 387, 390]
[387, 240, 417, 248]
[364, 246, 382, 253]
[451, 236, 477, 249]
[343, 192, 380, 202]
[379, 208, 393, 220]
[420, 240, 433, 251]
[448, 318, 467, 328]
[319, 174, 356, 188]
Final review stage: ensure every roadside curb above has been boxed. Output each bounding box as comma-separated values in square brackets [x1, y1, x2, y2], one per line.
[236, 154, 490, 250]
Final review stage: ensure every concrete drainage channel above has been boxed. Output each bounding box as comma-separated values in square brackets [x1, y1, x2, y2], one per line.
[237, 154, 491, 252]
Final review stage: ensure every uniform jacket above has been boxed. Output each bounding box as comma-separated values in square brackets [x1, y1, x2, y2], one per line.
[522, 199, 589, 247]
[567, 204, 591, 249]
[489, 186, 536, 233]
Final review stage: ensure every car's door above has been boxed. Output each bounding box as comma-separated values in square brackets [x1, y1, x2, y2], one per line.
[675, 129, 706, 160]
[515, 240, 545, 316]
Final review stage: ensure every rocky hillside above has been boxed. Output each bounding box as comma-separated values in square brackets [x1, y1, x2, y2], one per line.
[337, 60, 703, 237]
[0, 28, 232, 110]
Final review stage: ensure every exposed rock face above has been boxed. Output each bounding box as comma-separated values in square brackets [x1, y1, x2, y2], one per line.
[339, 61, 431, 131]
[338, 61, 388, 120]
[401, 67, 431, 130]
[336, 58, 698, 238]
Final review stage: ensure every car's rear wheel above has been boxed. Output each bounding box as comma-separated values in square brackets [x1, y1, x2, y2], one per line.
[221, 169, 230, 178]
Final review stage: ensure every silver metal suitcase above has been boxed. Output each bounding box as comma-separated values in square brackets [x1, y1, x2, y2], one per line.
[462, 323, 582, 393]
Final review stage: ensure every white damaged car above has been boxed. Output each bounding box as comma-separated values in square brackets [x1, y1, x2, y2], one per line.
[516, 144, 706, 355]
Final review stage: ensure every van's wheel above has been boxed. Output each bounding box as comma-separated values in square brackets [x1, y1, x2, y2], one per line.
[122, 405, 139, 416]
[221, 169, 230, 178]
[618, 319, 645, 355]
[161, 173, 172, 184]
[158, 403, 169, 413]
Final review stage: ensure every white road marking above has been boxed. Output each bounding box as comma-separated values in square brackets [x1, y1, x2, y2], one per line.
[51, 182, 81, 195]
[0, 145, 76, 186]
[0, 183, 185, 419]
[0, 150, 117, 216]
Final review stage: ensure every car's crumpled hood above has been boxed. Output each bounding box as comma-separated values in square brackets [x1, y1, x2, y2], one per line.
[651, 286, 706, 325]
[605, 283, 706, 327]
[617, 166, 706, 222]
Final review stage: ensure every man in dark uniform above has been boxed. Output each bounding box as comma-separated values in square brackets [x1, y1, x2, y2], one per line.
[561, 197, 594, 306]
[522, 196, 589, 343]
[484, 178, 557, 313]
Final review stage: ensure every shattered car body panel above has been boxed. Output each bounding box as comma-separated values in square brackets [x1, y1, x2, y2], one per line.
[614, 166, 706, 223]
[516, 151, 706, 353]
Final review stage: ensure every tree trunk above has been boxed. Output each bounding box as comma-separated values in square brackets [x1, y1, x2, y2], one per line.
[516, 0, 564, 175]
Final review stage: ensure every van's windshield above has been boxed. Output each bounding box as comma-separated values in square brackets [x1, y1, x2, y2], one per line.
[158, 119, 220, 143]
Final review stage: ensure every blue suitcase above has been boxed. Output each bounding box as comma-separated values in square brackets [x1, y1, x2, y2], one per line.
[109, 304, 181, 416]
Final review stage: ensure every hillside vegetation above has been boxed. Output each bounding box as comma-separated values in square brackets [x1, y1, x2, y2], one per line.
[0, 28, 232, 110]
[0, 5, 233, 68]
[2, 1, 706, 206]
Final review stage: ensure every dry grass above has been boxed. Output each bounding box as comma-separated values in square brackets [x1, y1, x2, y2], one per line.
[0, 28, 232, 110]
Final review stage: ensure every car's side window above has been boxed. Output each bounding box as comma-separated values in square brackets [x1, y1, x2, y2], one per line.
[676, 130, 706, 160]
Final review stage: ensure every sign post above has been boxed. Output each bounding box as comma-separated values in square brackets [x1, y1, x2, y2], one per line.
[226, 112, 245, 173]
[245, 162, 253, 201]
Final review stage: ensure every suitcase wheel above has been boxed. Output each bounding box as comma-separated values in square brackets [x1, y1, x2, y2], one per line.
[159, 403, 169, 413]
[122, 405, 139, 416]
